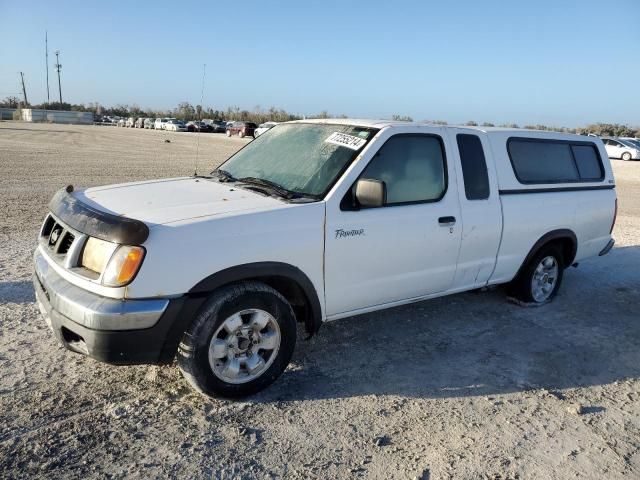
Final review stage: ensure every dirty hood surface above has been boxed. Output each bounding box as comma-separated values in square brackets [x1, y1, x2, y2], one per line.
[76, 177, 284, 226]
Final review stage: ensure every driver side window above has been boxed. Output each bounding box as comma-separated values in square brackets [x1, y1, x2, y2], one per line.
[360, 134, 447, 205]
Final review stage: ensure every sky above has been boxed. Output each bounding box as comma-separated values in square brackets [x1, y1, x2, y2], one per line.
[1, 0, 639, 127]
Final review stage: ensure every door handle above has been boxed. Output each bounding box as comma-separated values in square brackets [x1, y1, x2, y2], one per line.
[438, 216, 456, 226]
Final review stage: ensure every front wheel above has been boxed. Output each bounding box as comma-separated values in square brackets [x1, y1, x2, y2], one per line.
[226, 130, 232, 137]
[177, 281, 297, 398]
[622, 152, 632, 161]
[508, 244, 564, 304]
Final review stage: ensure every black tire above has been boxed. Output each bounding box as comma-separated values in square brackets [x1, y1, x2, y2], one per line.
[621, 152, 632, 161]
[508, 244, 564, 304]
[177, 281, 296, 398]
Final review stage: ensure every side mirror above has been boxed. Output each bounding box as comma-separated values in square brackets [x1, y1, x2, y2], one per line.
[355, 178, 386, 208]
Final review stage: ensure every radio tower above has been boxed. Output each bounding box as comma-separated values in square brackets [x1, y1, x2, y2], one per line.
[45, 31, 50, 104]
[54, 50, 62, 106]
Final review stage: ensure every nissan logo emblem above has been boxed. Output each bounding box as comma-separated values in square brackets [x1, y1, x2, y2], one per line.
[49, 228, 61, 245]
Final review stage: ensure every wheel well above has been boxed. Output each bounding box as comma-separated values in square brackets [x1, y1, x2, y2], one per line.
[188, 262, 323, 337]
[547, 238, 576, 268]
[250, 275, 314, 333]
[521, 229, 577, 272]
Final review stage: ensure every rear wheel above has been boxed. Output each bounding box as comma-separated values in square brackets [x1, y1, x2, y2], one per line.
[177, 282, 297, 398]
[226, 129, 232, 137]
[622, 152, 632, 161]
[508, 244, 564, 304]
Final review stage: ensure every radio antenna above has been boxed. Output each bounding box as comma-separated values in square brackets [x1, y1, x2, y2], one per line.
[194, 63, 206, 176]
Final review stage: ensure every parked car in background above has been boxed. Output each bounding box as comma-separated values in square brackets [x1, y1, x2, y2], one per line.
[226, 121, 257, 138]
[620, 137, 640, 150]
[165, 120, 187, 132]
[602, 137, 640, 161]
[144, 118, 155, 129]
[125, 117, 135, 128]
[255, 122, 279, 137]
[154, 118, 169, 130]
[135, 118, 145, 128]
[186, 121, 213, 133]
[117, 118, 126, 127]
[204, 120, 227, 133]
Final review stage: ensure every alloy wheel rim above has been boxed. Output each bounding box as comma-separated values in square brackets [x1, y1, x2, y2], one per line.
[208, 309, 281, 384]
[531, 255, 559, 302]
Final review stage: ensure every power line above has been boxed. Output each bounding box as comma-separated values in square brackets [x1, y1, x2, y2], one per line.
[54, 50, 62, 106]
[19, 72, 28, 105]
[45, 31, 50, 104]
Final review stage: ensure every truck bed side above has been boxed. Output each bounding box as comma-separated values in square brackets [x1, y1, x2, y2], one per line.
[485, 131, 616, 285]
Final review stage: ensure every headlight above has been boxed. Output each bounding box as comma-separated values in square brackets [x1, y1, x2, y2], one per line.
[82, 237, 116, 274]
[102, 245, 145, 287]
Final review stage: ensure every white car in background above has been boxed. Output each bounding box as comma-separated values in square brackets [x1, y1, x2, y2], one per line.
[602, 138, 640, 161]
[620, 137, 640, 150]
[255, 122, 279, 137]
[165, 120, 187, 132]
[154, 118, 170, 130]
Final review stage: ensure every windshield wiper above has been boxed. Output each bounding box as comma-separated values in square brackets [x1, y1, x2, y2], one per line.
[214, 169, 237, 182]
[238, 176, 300, 199]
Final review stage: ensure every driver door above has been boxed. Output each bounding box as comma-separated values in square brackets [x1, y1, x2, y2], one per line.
[324, 129, 462, 318]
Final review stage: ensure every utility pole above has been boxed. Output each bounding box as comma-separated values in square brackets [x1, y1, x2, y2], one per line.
[54, 50, 62, 106]
[45, 31, 50, 104]
[19, 72, 28, 105]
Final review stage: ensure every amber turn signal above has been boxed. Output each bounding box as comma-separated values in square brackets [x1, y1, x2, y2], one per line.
[102, 246, 145, 287]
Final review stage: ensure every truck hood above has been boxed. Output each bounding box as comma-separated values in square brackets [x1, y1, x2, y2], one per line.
[76, 177, 284, 226]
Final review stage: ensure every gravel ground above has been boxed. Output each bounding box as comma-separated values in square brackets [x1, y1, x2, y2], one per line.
[0, 122, 638, 479]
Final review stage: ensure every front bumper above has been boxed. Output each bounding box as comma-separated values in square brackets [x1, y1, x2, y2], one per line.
[33, 248, 201, 364]
[34, 247, 168, 330]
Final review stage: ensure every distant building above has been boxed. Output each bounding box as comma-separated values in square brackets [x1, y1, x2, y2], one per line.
[0, 108, 17, 120]
[21, 108, 94, 125]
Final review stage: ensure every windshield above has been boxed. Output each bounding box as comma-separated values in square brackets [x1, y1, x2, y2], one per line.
[216, 123, 378, 198]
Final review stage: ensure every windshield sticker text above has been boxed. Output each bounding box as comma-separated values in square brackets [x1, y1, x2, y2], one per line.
[335, 228, 365, 239]
[325, 132, 367, 151]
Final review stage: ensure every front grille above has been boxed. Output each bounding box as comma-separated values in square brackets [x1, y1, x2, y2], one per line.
[41, 215, 55, 237]
[58, 231, 75, 254]
[40, 214, 78, 258]
[39, 214, 92, 278]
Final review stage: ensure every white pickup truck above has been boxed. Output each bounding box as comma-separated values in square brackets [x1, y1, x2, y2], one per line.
[33, 119, 617, 397]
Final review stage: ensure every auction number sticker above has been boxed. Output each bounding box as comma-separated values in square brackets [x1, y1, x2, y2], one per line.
[325, 132, 367, 150]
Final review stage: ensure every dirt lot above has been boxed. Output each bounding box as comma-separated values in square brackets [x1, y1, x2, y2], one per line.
[0, 122, 638, 479]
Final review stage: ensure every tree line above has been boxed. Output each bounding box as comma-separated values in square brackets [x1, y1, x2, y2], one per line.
[1, 96, 638, 136]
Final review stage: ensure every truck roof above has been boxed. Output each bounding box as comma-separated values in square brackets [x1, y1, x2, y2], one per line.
[292, 118, 589, 140]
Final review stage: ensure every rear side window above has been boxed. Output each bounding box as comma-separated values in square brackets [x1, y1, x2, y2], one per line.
[508, 138, 604, 184]
[571, 144, 603, 180]
[457, 134, 490, 200]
